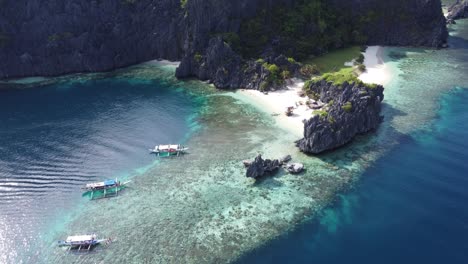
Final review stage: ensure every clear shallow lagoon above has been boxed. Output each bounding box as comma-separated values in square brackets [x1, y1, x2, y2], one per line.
[1, 20, 467, 264]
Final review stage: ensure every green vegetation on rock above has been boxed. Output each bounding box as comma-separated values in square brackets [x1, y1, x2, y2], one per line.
[287, 57, 296, 63]
[313, 110, 328, 119]
[259, 62, 285, 90]
[194, 53, 203, 63]
[342, 102, 353, 112]
[305, 67, 378, 90]
[239, 0, 370, 60]
[281, 70, 291, 80]
[305, 46, 361, 73]
[319, 68, 359, 86]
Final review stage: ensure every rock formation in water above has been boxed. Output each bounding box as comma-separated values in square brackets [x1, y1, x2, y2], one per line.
[246, 155, 281, 179]
[447, 0, 468, 20]
[0, 0, 448, 80]
[296, 80, 384, 154]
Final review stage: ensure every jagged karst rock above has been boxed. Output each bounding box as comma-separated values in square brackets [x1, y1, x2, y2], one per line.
[177, 37, 299, 90]
[447, 0, 468, 20]
[246, 155, 281, 179]
[0, 0, 448, 80]
[296, 80, 384, 154]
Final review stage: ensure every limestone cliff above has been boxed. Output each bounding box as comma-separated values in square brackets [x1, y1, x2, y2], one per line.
[296, 80, 384, 154]
[447, 0, 468, 20]
[0, 0, 448, 79]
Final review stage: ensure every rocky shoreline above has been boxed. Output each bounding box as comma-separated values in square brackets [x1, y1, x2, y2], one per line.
[297, 80, 384, 154]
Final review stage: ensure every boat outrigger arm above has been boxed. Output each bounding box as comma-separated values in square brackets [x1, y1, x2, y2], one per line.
[58, 234, 111, 251]
[149, 144, 189, 156]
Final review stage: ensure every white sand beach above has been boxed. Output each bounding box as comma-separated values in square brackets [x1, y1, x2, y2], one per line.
[235, 79, 312, 138]
[359, 46, 393, 86]
[145, 59, 180, 67]
[234, 46, 392, 137]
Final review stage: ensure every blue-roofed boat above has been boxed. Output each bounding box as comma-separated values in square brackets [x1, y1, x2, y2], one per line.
[82, 178, 130, 200]
[58, 234, 111, 251]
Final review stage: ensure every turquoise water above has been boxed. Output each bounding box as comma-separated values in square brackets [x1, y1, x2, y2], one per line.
[1, 19, 468, 264]
[0, 63, 205, 263]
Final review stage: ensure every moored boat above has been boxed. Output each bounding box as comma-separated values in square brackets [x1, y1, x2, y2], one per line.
[149, 144, 188, 157]
[82, 179, 130, 200]
[58, 234, 110, 251]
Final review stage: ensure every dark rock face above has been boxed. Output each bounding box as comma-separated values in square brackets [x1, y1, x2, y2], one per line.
[176, 37, 299, 89]
[332, 0, 448, 48]
[447, 0, 468, 20]
[0, 0, 185, 79]
[296, 81, 384, 154]
[177, 0, 448, 89]
[0, 0, 448, 80]
[246, 155, 280, 179]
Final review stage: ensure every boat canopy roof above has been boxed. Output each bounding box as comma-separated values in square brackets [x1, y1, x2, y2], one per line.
[85, 179, 117, 188]
[158, 144, 180, 149]
[104, 179, 117, 186]
[66, 234, 96, 242]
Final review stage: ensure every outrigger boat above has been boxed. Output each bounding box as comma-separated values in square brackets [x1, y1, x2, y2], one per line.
[58, 234, 111, 251]
[149, 144, 188, 157]
[82, 179, 130, 200]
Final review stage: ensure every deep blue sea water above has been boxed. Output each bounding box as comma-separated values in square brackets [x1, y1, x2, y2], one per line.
[0, 75, 202, 262]
[237, 87, 468, 263]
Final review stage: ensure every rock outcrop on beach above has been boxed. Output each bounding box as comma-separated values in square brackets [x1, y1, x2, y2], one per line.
[447, 0, 468, 20]
[296, 80, 384, 154]
[0, 0, 448, 80]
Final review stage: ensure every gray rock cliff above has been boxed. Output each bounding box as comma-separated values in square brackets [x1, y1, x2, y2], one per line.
[296, 80, 384, 154]
[0, 0, 448, 80]
[447, 0, 468, 20]
[0, 0, 186, 78]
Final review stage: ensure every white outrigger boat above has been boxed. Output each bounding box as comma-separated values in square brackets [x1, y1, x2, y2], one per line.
[58, 234, 111, 251]
[149, 144, 188, 157]
[82, 179, 130, 200]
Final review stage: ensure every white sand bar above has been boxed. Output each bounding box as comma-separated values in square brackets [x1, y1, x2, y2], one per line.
[359, 46, 393, 86]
